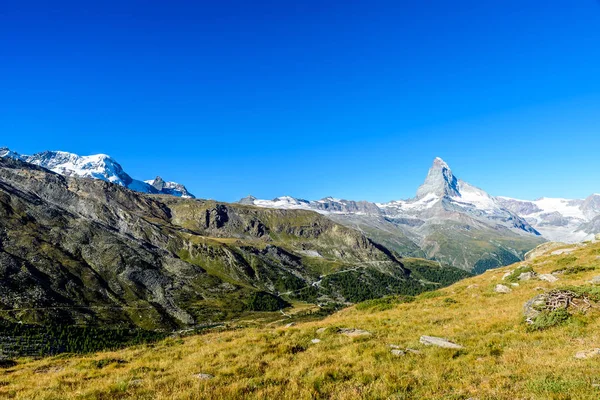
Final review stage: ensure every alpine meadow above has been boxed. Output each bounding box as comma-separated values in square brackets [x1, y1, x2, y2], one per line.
[2, 1, 600, 399]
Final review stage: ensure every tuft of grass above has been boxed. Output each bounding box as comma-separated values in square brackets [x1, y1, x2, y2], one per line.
[552, 265, 596, 275]
[90, 358, 128, 369]
[418, 290, 443, 299]
[527, 308, 571, 331]
[355, 295, 414, 311]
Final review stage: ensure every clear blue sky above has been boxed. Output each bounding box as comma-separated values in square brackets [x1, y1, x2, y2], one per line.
[1, 0, 599, 202]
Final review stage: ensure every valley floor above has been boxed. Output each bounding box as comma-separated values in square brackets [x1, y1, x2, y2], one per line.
[3, 242, 600, 399]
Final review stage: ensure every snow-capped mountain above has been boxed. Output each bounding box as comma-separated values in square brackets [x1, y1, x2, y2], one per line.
[145, 176, 195, 199]
[0, 147, 195, 199]
[243, 157, 539, 235]
[497, 195, 600, 242]
[239, 158, 549, 271]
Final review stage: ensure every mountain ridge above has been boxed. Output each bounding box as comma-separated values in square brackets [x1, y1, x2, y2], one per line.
[0, 147, 195, 199]
[0, 156, 467, 332]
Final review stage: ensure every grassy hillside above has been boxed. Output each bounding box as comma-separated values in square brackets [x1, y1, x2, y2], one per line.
[3, 240, 600, 399]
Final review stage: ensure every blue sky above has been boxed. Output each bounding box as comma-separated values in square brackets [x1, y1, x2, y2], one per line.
[1, 0, 599, 202]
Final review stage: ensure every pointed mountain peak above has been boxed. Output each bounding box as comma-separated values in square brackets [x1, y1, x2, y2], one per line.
[433, 157, 449, 168]
[416, 157, 460, 199]
[148, 176, 166, 190]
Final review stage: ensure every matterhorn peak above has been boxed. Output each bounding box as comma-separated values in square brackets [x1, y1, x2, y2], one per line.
[416, 157, 460, 199]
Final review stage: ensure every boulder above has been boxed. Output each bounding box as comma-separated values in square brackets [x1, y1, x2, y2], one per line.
[590, 276, 600, 285]
[494, 284, 512, 294]
[518, 272, 535, 281]
[419, 335, 464, 349]
[523, 294, 547, 322]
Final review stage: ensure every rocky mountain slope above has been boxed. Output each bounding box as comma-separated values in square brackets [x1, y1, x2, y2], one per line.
[0, 147, 194, 198]
[6, 236, 600, 399]
[243, 158, 546, 272]
[0, 157, 467, 332]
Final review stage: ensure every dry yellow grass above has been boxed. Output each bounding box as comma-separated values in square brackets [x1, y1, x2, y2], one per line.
[3, 241, 600, 399]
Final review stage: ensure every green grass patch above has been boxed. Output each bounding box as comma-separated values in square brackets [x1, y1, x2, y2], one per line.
[355, 295, 415, 311]
[552, 265, 596, 275]
[527, 308, 570, 331]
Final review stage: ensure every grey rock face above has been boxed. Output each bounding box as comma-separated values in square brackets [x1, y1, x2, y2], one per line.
[523, 294, 547, 322]
[238, 195, 257, 205]
[416, 158, 460, 199]
[146, 176, 195, 198]
[497, 198, 543, 215]
[311, 198, 382, 215]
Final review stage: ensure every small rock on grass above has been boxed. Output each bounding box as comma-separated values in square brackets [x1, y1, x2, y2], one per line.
[420, 335, 464, 349]
[194, 373, 214, 380]
[590, 276, 600, 285]
[539, 274, 558, 283]
[391, 349, 406, 356]
[494, 284, 512, 294]
[311, 338, 321, 344]
[575, 349, 600, 359]
[316, 328, 326, 334]
[339, 328, 371, 337]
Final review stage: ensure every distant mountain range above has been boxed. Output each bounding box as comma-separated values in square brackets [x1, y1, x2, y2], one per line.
[0, 147, 194, 198]
[1, 147, 598, 272]
[0, 155, 469, 332]
[241, 158, 600, 271]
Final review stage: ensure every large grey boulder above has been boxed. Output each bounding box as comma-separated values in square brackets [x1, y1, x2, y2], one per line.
[419, 335, 464, 349]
